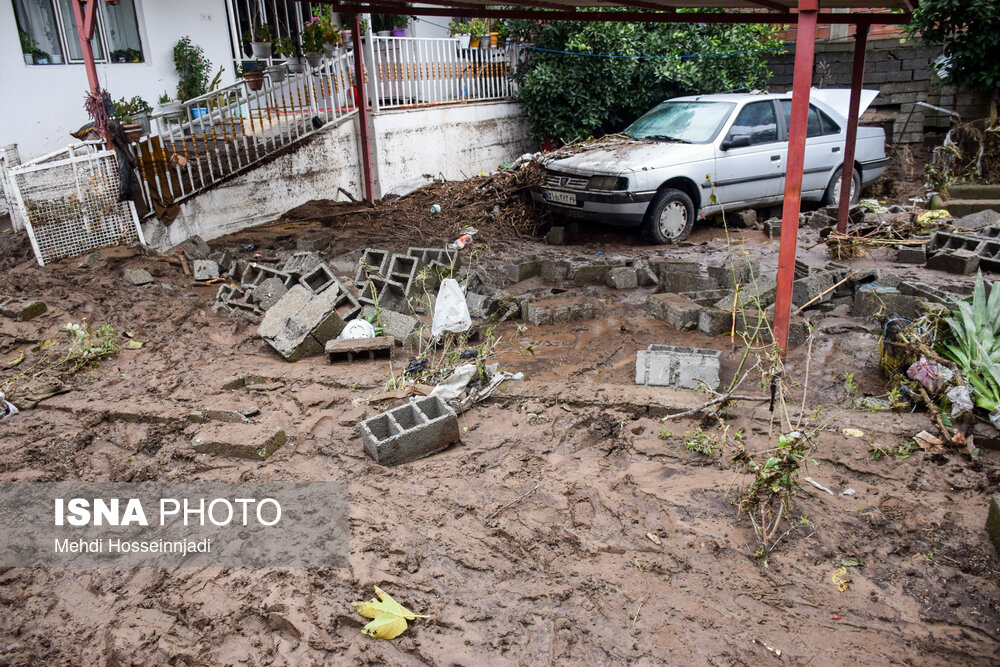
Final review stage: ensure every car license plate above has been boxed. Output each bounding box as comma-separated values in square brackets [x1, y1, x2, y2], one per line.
[545, 190, 576, 205]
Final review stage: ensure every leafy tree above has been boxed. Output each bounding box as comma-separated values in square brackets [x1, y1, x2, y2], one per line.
[507, 12, 781, 143]
[906, 0, 1000, 122]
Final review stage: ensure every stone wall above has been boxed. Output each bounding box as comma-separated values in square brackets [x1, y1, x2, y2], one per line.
[766, 39, 987, 145]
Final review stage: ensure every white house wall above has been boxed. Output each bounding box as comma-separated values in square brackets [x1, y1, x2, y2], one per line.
[145, 101, 533, 250]
[0, 0, 235, 160]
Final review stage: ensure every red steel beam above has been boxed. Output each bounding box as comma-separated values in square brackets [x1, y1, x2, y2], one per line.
[772, 0, 818, 354]
[70, 0, 101, 96]
[350, 12, 375, 205]
[836, 23, 869, 233]
[312, 3, 910, 24]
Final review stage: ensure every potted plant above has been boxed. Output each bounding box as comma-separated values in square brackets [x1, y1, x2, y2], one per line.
[157, 91, 182, 119]
[323, 22, 343, 56]
[173, 37, 212, 102]
[341, 18, 368, 49]
[269, 37, 293, 82]
[113, 95, 152, 142]
[238, 63, 266, 91]
[302, 17, 325, 67]
[449, 20, 472, 49]
[390, 14, 409, 37]
[467, 19, 488, 49]
[248, 23, 272, 59]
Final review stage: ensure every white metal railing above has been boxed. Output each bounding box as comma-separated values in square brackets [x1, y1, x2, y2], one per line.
[132, 49, 358, 214]
[368, 36, 519, 110]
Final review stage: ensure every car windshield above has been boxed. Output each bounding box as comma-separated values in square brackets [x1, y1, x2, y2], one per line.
[625, 101, 736, 144]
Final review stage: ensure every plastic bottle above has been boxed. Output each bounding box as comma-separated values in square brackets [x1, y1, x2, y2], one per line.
[447, 234, 472, 251]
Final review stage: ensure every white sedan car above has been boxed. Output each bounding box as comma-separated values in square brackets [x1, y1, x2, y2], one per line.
[533, 90, 889, 244]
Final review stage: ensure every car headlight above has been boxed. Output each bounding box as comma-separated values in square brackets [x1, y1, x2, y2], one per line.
[587, 175, 628, 191]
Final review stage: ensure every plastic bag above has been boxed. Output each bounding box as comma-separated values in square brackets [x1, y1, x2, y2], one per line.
[0, 392, 18, 420]
[906, 356, 953, 395]
[431, 278, 471, 338]
[946, 385, 974, 417]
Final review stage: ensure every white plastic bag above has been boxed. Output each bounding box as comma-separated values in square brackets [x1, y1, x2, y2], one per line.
[431, 278, 471, 338]
[947, 385, 974, 417]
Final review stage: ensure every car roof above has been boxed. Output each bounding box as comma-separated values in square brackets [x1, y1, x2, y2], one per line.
[668, 92, 790, 104]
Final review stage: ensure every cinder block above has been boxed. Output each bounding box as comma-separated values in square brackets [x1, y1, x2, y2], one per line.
[407, 247, 460, 271]
[896, 244, 927, 264]
[898, 280, 951, 304]
[466, 292, 489, 318]
[258, 285, 346, 361]
[254, 276, 288, 311]
[208, 250, 234, 272]
[0, 300, 46, 321]
[926, 249, 980, 275]
[191, 423, 286, 460]
[661, 272, 716, 294]
[715, 275, 776, 310]
[283, 251, 323, 276]
[124, 268, 153, 286]
[606, 267, 638, 290]
[358, 276, 408, 312]
[387, 254, 419, 292]
[571, 263, 614, 285]
[853, 285, 922, 320]
[193, 259, 220, 281]
[360, 305, 420, 345]
[792, 271, 837, 308]
[648, 258, 700, 276]
[708, 261, 760, 288]
[355, 248, 392, 283]
[541, 260, 571, 282]
[170, 235, 211, 260]
[509, 255, 543, 282]
[637, 266, 658, 287]
[635, 345, 721, 391]
[243, 263, 294, 288]
[682, 288, 734, 307]
[987, 497, 1000, 555]
[546, 226, 566, 245]
[647, 293, 699, 330]
[361, 395, 460, 466]
[523, 295, 599, 326]
[325, 336, 395, 363]
[299, 263, 337, 293]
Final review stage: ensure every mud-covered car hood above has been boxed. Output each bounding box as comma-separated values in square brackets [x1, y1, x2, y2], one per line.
[540, 140, 711, 177]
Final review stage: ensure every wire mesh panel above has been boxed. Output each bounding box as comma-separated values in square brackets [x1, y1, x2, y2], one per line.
[8, 144, 144, 266]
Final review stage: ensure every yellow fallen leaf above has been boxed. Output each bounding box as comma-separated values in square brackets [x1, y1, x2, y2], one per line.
[832, 567, 850, 592]
[3, 352, 25, 368]
[126, 339, 144, 349]
[842, 428, 864, 438]
[36, 339, 59, 351]
[352, 586, 429, 640]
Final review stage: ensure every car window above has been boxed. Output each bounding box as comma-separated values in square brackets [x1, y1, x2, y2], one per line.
[780, 101, 841, 137]
[625, 101, 735, 144]
[727, 101, 778, 145]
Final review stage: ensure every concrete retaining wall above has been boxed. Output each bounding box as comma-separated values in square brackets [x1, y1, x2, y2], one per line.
[143, 101, 532, 250]
[766, 39, 988, 144]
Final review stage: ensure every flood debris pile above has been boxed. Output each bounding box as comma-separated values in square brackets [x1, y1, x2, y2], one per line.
[816, 201, 945, 260]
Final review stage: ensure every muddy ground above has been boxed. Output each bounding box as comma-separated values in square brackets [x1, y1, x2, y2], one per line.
[0, 187, 998, 665]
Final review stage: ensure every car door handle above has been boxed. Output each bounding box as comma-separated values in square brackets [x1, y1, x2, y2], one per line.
[770, 155, 781, 161]
[832, 147, 841, 153]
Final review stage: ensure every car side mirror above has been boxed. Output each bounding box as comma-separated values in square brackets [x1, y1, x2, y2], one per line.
[721, 135, 752, 150]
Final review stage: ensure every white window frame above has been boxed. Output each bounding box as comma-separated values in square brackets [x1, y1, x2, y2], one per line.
[16, 0, 145, 66]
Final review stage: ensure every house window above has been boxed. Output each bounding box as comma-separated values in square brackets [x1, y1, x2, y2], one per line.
[12, 0, 65, 64]
[12, 0, 144, 65]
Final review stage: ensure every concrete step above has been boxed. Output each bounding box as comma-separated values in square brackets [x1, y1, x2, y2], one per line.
[949, 184, 1000, 200]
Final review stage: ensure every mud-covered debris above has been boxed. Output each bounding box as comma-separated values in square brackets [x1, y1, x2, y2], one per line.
[124, 268, 153, 286]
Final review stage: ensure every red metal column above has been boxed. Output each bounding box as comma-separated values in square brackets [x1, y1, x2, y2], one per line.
[70, 0, 100, 96]
[350, 12, 375, 205]
[772, 0, 819, 353]
[836, 23, 870, 233]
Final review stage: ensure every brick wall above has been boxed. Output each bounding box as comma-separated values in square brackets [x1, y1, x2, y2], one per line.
[766, 39, 987, 145]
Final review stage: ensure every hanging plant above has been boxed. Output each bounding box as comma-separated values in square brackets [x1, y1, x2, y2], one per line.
[84, 88, 112, 139]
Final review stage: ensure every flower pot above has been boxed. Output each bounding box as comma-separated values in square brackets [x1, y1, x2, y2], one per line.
[342, 31, 353, 49]
[490, 32, 498, 47]
[159, 102, 183, 119]
[377, 30, 391, 37]
[286, 56, 305, 73]
[457, 34, 471, 49]
[305, 52, 323, 68]
[323, 42, 339, 57]
[122, 122, 143, 143]
[391, 28, 406, 37]
[190, 106, 210, 120]
[469, 36, 479, 50]
[251, 41, 272, 59]
[479, 35, 491, 49]
[244, 70, 265, 91]
[51, 54, 63, 64]
[266, 64, 287, 83]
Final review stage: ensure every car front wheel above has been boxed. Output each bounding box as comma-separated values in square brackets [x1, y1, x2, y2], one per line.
[822, 166, 861, 208]
[642, 188, 695, 244]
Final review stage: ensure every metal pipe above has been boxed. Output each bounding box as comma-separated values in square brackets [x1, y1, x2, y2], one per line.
[350, 12, 375, 204]
[772, 0, 818, 354]
[836, 23, 869, 234]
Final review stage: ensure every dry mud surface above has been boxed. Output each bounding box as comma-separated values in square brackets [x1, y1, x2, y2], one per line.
[0, 200, 998, 666]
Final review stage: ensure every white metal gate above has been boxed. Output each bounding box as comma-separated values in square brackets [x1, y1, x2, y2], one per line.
[7, 143, 144, 266]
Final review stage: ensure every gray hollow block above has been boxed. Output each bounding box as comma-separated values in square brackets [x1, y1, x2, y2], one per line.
[299, 262, 337, 294]
[332, 283, 362, 321]
[193, 259, 220, 281]
[355, 248, 392, 284]
[896, 244, 927, 264]
[388, 254, 419, 292]
[254, 276, 289, 311]
[898, 280, 951, 304]
[649, 259, 700, 277]
[635, 345, 721, 391]
[707, 261, 759, 288]
[647, 293, 700, 331]
[191, 424, 286, 460]
[208, 250, 234, 272]
[360, 305, 420, 345]
[926, 249, 980, 275]
[637, 266, 658, 287]
[715, 275, 777, 310]
[466, 292, 489, 318]
[360, 395, 461, 466]
[325, 335, 395, 363]
[546, 226, 566, 245]
[243, 263, 293, 288]
[523, 295, 599, 326]
[682, 288, 734, 307]
[170, 235, 211, 260]
[853, 286, 922, 321]
[407, 247, 460, 271]
[258, 285, 346, 361]
[661, 272, 716, 294]
[358, 276, 408, 312]
[508, 255, 543, 283]
[541, 260, 572, 283]
[571, 263, 613, 285]
[606, 266, 638, 290]
[124, 268, 154, 286]
[698, 308, 735, 337]
[211, 302, 233, 317]
[792, 271, 837, 308]
[283, 251, 323, 276]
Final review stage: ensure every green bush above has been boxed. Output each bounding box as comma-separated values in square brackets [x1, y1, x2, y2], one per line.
[509, 12, 781, 143]
[173, 36, 212, 101]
